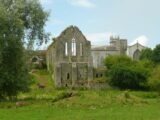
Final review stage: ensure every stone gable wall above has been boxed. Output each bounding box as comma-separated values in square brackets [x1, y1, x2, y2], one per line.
[46, 26, 93, 88]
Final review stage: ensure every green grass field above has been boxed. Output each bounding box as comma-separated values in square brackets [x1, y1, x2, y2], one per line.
[0, 70, 160, 120]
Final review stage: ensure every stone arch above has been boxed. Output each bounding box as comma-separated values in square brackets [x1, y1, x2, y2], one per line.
[67, 73, 70, 80]
[31, 56, 39, 63]
[133, 49, 141, 60]
[72, 38, 76, 56]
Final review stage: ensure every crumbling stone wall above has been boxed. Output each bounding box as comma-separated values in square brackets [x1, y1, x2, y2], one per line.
[46, 26, 93, 88]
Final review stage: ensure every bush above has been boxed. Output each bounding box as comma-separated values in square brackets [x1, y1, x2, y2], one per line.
[104, 55, 133, 69]
[138, 59, 154, 69]
[139, 48, 153, 61]
[152, 44, 160, 64]
[31, 64, 40, 69]
[108, 63, 149, 90]
[148, 65, 160, 92]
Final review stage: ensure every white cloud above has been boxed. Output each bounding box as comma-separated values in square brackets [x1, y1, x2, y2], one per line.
[86, 32, 113, 46]
[130, 35, 148, 46]
[68, 0, 95, 8]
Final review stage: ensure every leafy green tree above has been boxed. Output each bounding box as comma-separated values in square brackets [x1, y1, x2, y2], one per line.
[138, 59, 154, 72]
[109, 63, 149, 90]
[152, 44, 160, 64]
[0, 0, 49, 99]
[104, 55, 133, 69]
[139, 48, 153, 60]
[104, 55, 150, 90]
[148, 65, 160, 92]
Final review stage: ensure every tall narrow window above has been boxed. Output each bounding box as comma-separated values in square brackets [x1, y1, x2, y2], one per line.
[65, 42, 68, 56]
[72, 38, 76, 56]
[80, 43, 83, 56]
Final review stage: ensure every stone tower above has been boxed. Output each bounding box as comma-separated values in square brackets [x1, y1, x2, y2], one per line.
[110, 36, 127, 54]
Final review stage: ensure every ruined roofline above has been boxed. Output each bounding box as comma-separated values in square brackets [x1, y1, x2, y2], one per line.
[56, 25, 89, 42]
[47, 25, 89, 50]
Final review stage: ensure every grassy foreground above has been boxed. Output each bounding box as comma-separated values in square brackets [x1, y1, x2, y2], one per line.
[0, 70, 160, 120]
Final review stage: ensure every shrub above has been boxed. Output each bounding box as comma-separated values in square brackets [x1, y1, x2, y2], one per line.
[104, 55, 133, 69]
[138, 59, 154, 69]
[31, 64, 40, 69]
[148, 65, 160, 92]
[139, 48, 153, 60]
[109, 63, 149, 90]
[152, 44, 160, 64]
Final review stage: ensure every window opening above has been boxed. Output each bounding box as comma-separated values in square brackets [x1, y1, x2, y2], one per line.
[72, 38, 76, 56]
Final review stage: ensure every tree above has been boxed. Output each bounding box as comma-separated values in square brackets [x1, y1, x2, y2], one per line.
[148, 65, 160, 92]
[109, 63, 149, 90]
[104, 55, 150, 90]
[152, 44, 160, 64]
[104, 55, 133, 69]
[139, 48, 153, 61]
[0, 0, 49, 99]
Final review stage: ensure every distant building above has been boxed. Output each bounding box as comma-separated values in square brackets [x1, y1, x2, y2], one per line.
[91, 36, 128, 68]
[127, 42, 146, 60]
[91, 37, 146, 68]
[46, 26, 146, 88]
[30, 50, 47, 69]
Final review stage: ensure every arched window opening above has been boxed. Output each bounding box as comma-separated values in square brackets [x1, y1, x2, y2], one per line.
[32, 57, 38, 63]
[96, 73, 99, 78]
[100, 74, 103, 77]
[72, 38, 76, 56]
[67, 73, 70, 80]
[65, 42, 68, 56]
[80, 43, 83, 56]
[133, 49, 141, 60]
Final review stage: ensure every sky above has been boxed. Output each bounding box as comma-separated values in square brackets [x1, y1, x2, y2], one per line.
[39, 0, 160, 49]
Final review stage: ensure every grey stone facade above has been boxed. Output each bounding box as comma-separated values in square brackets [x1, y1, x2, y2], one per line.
[91, 36, 128, 68]
[127, 42, 146, 60]
[46, 26, 93, 88]
[91, 36, 146, 68]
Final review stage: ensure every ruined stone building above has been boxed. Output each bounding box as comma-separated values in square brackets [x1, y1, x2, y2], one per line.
[46, 26, 93, 88]
[46, 26, 146, 88]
